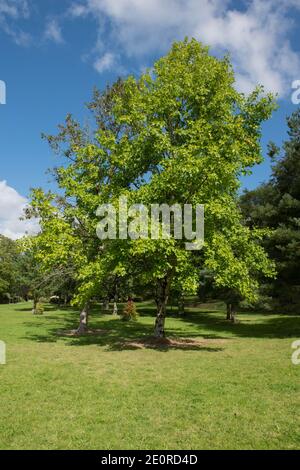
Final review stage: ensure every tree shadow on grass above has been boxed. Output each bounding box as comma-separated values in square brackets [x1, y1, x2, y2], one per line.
[62, 322, 226, 352]
[107, 336, 224, 352]
[22, 309, 226, 352]
[21, 304, 299, 352]
[178, 310, 300, 340]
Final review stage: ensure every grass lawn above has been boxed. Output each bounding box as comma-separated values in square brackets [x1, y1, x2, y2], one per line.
[0, 301, 299, 450]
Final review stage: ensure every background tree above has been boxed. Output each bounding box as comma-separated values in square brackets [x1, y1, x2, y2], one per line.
[0, 235, 19, 303]
[240, 108, 300, 312]
[19, 236, 77, 314]
[198, 271, 243, 322]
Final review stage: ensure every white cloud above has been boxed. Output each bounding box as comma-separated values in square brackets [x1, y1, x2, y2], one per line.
[0, 0, 29, 18]
[70, 0, 300, 96]
[0, 0, 31, 46]
[94, 52, 115, 73]
[0, 181, 39, 240]
[69, 3, 88, 18]
[44, 18, 64, 44]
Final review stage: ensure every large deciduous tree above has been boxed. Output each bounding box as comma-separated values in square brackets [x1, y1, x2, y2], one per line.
[28, 39, 276, 336]
[106, 39, 276, 336]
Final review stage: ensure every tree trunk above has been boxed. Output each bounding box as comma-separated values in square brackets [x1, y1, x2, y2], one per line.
[178, 295, 185, 316]
[154, 277, 170, 338]
[113, 301, 118, 315]
[76, 302, 90, 335]
[32, 297, 38, 315]
[154, 303, 167, 338]
[231, 304, 237, 323]
[112, 280, 119, 315]
[226, 303, 232, 320]
[226, 303, 237, 323]
[103, 299, 110, 311]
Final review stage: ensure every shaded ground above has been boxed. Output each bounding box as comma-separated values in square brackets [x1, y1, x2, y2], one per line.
[116, 335, 227, 351]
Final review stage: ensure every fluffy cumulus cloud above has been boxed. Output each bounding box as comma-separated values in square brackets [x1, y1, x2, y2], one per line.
[0, 181, 39, 239]
[69, 0, 300, 95]
[0, 0, 31, 45]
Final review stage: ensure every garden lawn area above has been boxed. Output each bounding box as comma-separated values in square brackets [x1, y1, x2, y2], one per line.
[0, 301, 299, 450]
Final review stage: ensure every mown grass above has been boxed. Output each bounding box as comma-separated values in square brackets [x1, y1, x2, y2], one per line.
[0, 301, 299, 450]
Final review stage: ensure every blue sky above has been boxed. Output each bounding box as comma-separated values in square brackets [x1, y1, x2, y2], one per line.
[0, 0, 300, 238]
